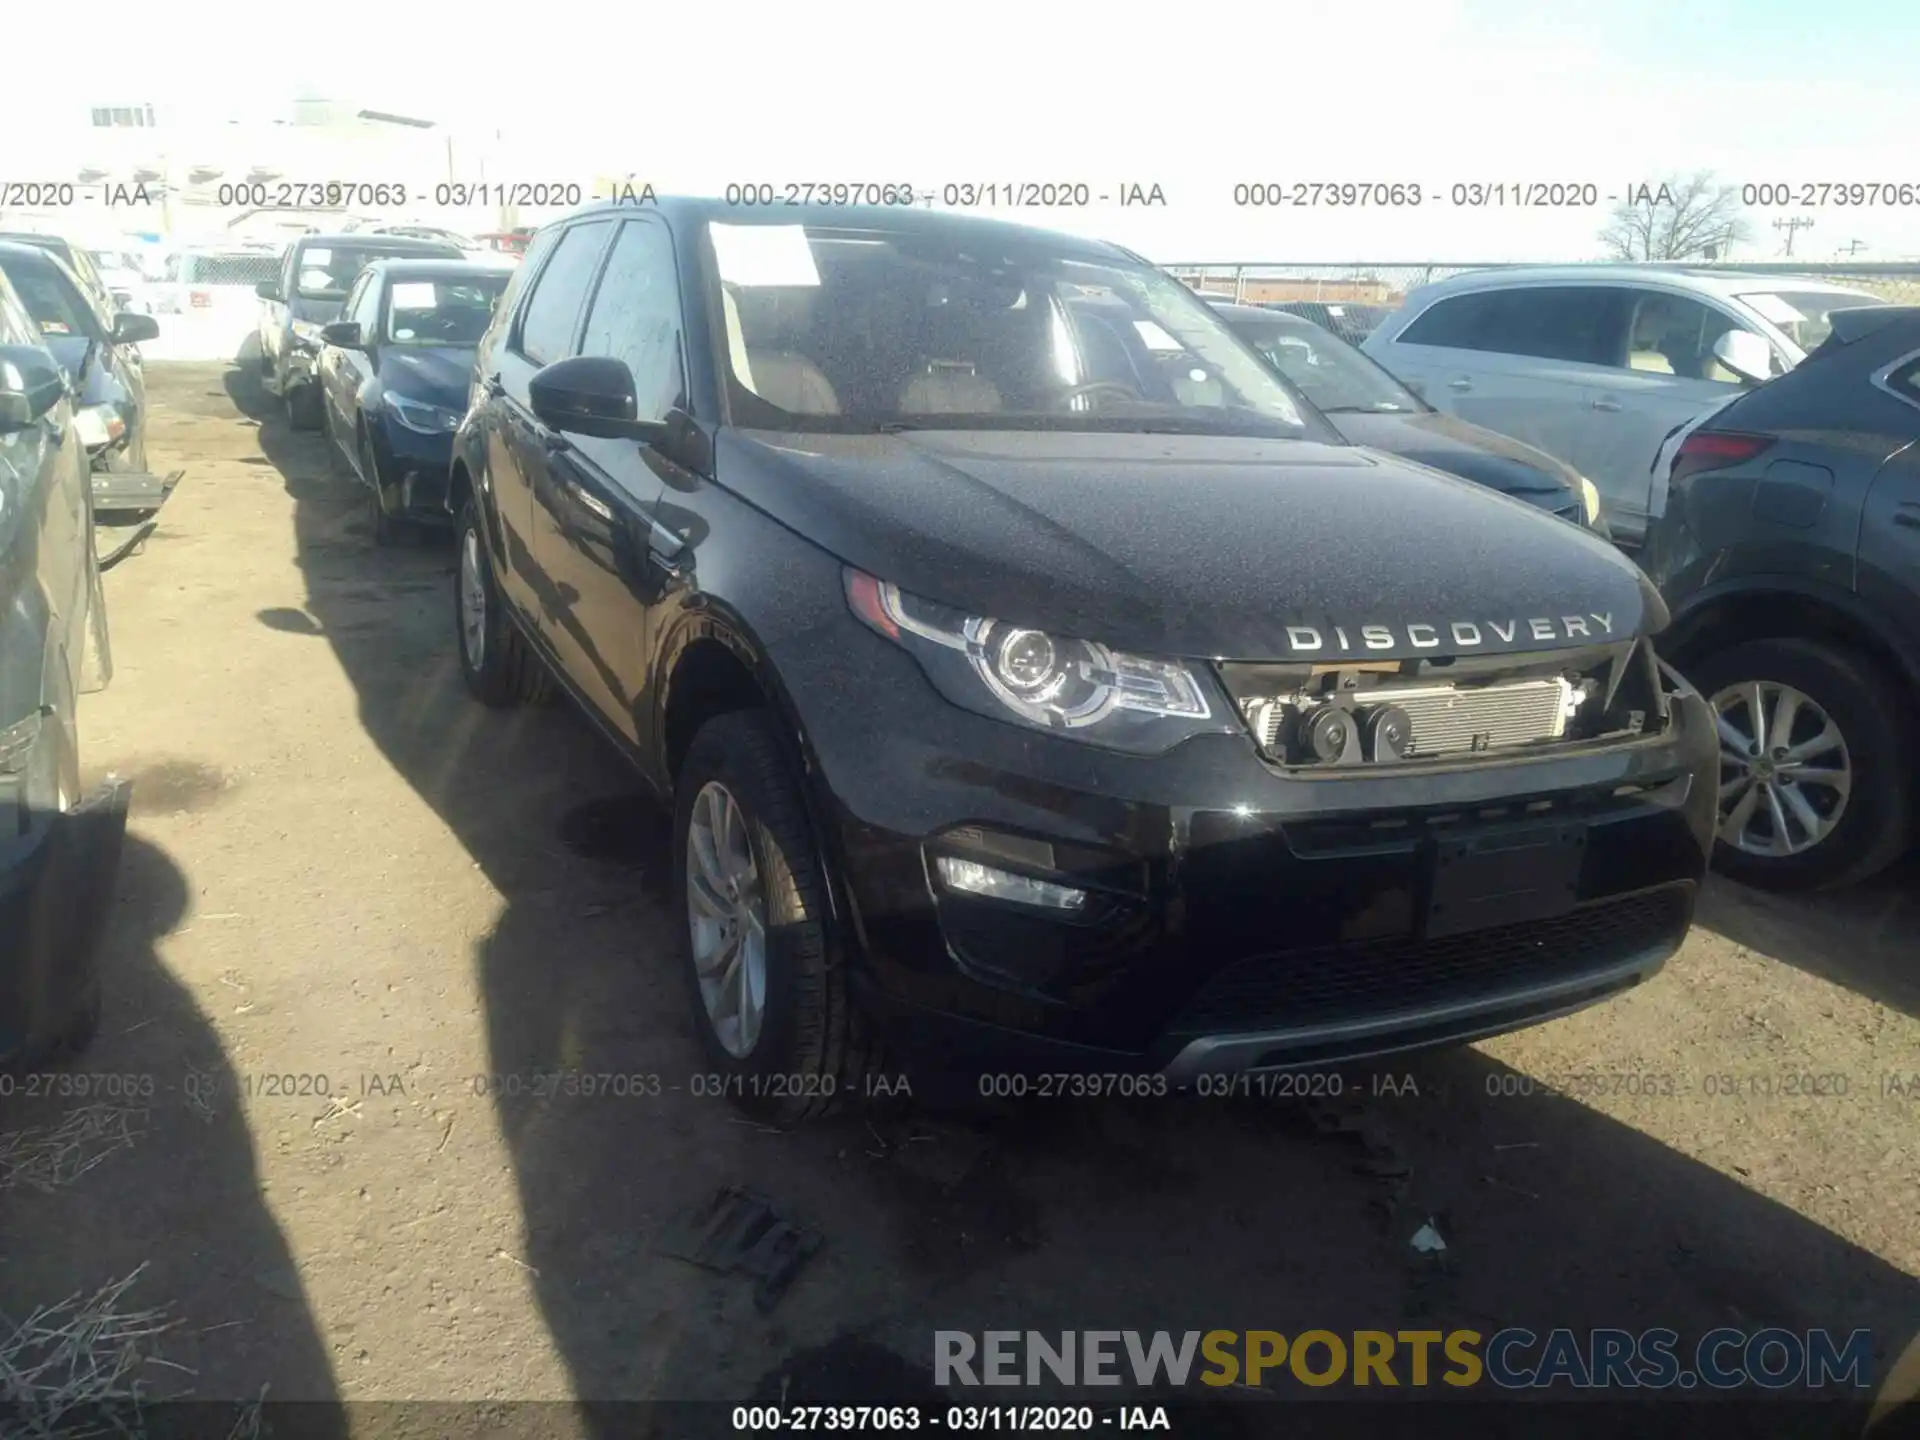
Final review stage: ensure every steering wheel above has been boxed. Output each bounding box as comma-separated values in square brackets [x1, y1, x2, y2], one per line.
[1053, 379, 1144, 408]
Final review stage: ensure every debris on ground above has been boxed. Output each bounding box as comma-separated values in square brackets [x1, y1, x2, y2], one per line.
[0, 1105, 148, 1193]
[654, 1186, 822, 1312]
[1409, 1219, 1448, 1254]
[0, 1264, 177, 1432]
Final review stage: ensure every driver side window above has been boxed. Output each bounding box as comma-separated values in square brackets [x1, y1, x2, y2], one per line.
[1621, 291, 1772, 384]
[351, 274, 383, 336]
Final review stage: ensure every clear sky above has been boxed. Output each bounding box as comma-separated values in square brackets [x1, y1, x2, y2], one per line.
[12, 0, 1920, 262]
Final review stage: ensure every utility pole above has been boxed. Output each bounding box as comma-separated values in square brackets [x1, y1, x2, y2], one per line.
[1774, 215, 1814, 257]
[1838, 238, 1867, 258]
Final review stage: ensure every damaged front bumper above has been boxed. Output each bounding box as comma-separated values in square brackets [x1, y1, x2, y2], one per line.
[0, 777, 131, 1066]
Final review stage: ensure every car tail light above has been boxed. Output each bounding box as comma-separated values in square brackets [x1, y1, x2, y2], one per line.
[1670, 430, 1773, 486]
[191, 289, 211, 308]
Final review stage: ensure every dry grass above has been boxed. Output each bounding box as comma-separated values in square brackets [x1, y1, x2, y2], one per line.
[0, 1264, 178, 1438]
[0, 1107, 147, 1194]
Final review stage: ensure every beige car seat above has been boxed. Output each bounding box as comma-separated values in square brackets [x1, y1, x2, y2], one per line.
[725, 286, 841, 415]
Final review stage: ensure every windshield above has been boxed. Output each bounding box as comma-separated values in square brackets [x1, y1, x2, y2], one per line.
[1223, 315, 1422, 414]
[1736, 289, 1888, 353]
[384, 275, 510, 345]
[0, 256, 99, 340]
[296, 245, 459, 300]
[705, 221, 1325, 437]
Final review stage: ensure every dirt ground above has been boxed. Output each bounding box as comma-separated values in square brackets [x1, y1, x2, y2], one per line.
[3, 361, 1916, 1434]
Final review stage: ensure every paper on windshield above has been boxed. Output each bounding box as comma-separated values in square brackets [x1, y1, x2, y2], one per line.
[390, 282, 439, 310]
[303, 248, 332, 268]
[1742, 293, 1808, 326]
[709, 224, 820, 287]
[1132, 320, 1184, 352]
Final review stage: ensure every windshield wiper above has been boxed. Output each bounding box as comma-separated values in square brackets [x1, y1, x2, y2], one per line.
[1318, 403, 1407, 415]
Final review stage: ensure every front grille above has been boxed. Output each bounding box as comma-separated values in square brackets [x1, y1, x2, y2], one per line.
[1169, 884, 1691, 1034]
[1248, 677, 1574, 759]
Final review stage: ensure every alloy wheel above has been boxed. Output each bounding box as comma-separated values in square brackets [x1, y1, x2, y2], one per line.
[1710, 680, 1852, 857]
[685, 780, 768, 1058]
[459, 526, 487, 672]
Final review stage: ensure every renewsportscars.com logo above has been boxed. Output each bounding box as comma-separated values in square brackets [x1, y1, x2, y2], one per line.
[934, 1328, 1877, 1391]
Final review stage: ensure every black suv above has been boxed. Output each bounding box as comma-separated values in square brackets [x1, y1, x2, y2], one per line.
[449, 198, 1718, 1116]
[1643, 305, 1920, 891]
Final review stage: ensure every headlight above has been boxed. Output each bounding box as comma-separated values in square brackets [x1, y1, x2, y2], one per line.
[387, 393, 461, 434]
[73, 402, 128, 451]
[1578, 476, 1603, 528]
[844, 569, 1234, 755]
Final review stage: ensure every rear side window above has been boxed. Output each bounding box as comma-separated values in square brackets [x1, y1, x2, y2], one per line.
[1399, 286, 1625, 366]
[578, 221, 686, 421]
[515, 222, 614, 366]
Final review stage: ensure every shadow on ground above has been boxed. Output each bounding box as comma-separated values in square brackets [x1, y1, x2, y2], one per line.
[0, 833, 345, 1432]
[197, 359, 1919, 1434]
[1696, 854, 1920, 1020]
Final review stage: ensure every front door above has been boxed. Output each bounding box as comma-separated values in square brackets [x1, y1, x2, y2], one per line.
[535, 217, 691, 749]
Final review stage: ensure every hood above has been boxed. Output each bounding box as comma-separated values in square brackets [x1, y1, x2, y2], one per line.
[1331, 410, 1580, 508]
[291, 294, 347, 323]
[717, 428, 1661, 662]
[379, 346, 474, 407]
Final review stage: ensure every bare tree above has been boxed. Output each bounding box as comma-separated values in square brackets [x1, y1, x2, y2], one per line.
[1598, 171, 1754, 262]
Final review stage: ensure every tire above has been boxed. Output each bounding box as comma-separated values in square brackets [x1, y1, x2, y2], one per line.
[673, 710, 875, 1121]
[455, 498, 552, 708]
[1688, 637, 1913, 891]
[285, 381, 322, 431]
[49, 974, 103, 1061]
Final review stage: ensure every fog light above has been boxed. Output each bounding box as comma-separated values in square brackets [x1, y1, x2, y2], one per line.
[935, 856, 1086, 911]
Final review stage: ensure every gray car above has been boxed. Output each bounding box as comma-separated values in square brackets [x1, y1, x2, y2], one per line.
[1643, 305, 1920, 890]
[0, 266, 130, 1066]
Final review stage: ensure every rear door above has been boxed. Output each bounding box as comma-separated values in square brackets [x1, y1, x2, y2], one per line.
[488, 219, 617, 623]
[1858, 351, 1920, 614]
[1584, 288, 1778, 545]
[536, 216, 691, 747]
[1378, 285, 1625, 473]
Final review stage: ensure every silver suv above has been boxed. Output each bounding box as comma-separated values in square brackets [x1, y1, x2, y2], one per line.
[1362, 267, 1887, 547]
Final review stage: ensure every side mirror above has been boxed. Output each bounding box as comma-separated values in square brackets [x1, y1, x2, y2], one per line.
[528, 355, 665, 441]
[113, 311, 159, 345]
[0, 344, 70, 431]
[255, 280, 282, 302]
[1713, 330, 1773, 386]
[321, 321, 363, 349]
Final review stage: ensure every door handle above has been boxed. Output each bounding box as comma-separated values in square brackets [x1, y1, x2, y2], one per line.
[1447, 378, 1472, 391]
[483, 373, 504, 398]
[1591, 397, 1621, 412]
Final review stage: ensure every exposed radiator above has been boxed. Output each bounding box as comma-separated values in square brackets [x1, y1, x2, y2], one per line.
[1250, 677, 1578, 759]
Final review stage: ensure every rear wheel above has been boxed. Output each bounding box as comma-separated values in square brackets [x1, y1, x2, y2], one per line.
[455, 498, 551, 707]
[1690, 637, 1912, 891]
[673, 711, 874, 1121]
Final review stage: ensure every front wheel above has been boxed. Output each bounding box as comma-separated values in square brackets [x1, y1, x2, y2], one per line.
[1690, 637, 1913, 891]
[454, 499, 551, 708]
[360, 429, 401, 547]
[673, 711, 874, 1121]
[285, 381, 322, 431]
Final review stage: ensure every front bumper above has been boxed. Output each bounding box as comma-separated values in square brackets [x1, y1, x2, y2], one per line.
[0, 778, 131, 1066]
[370, 418, 456, 523]
[782, 628, 1718, 1078]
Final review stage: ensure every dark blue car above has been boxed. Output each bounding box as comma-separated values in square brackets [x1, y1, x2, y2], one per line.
[316, 258, 515, 544]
